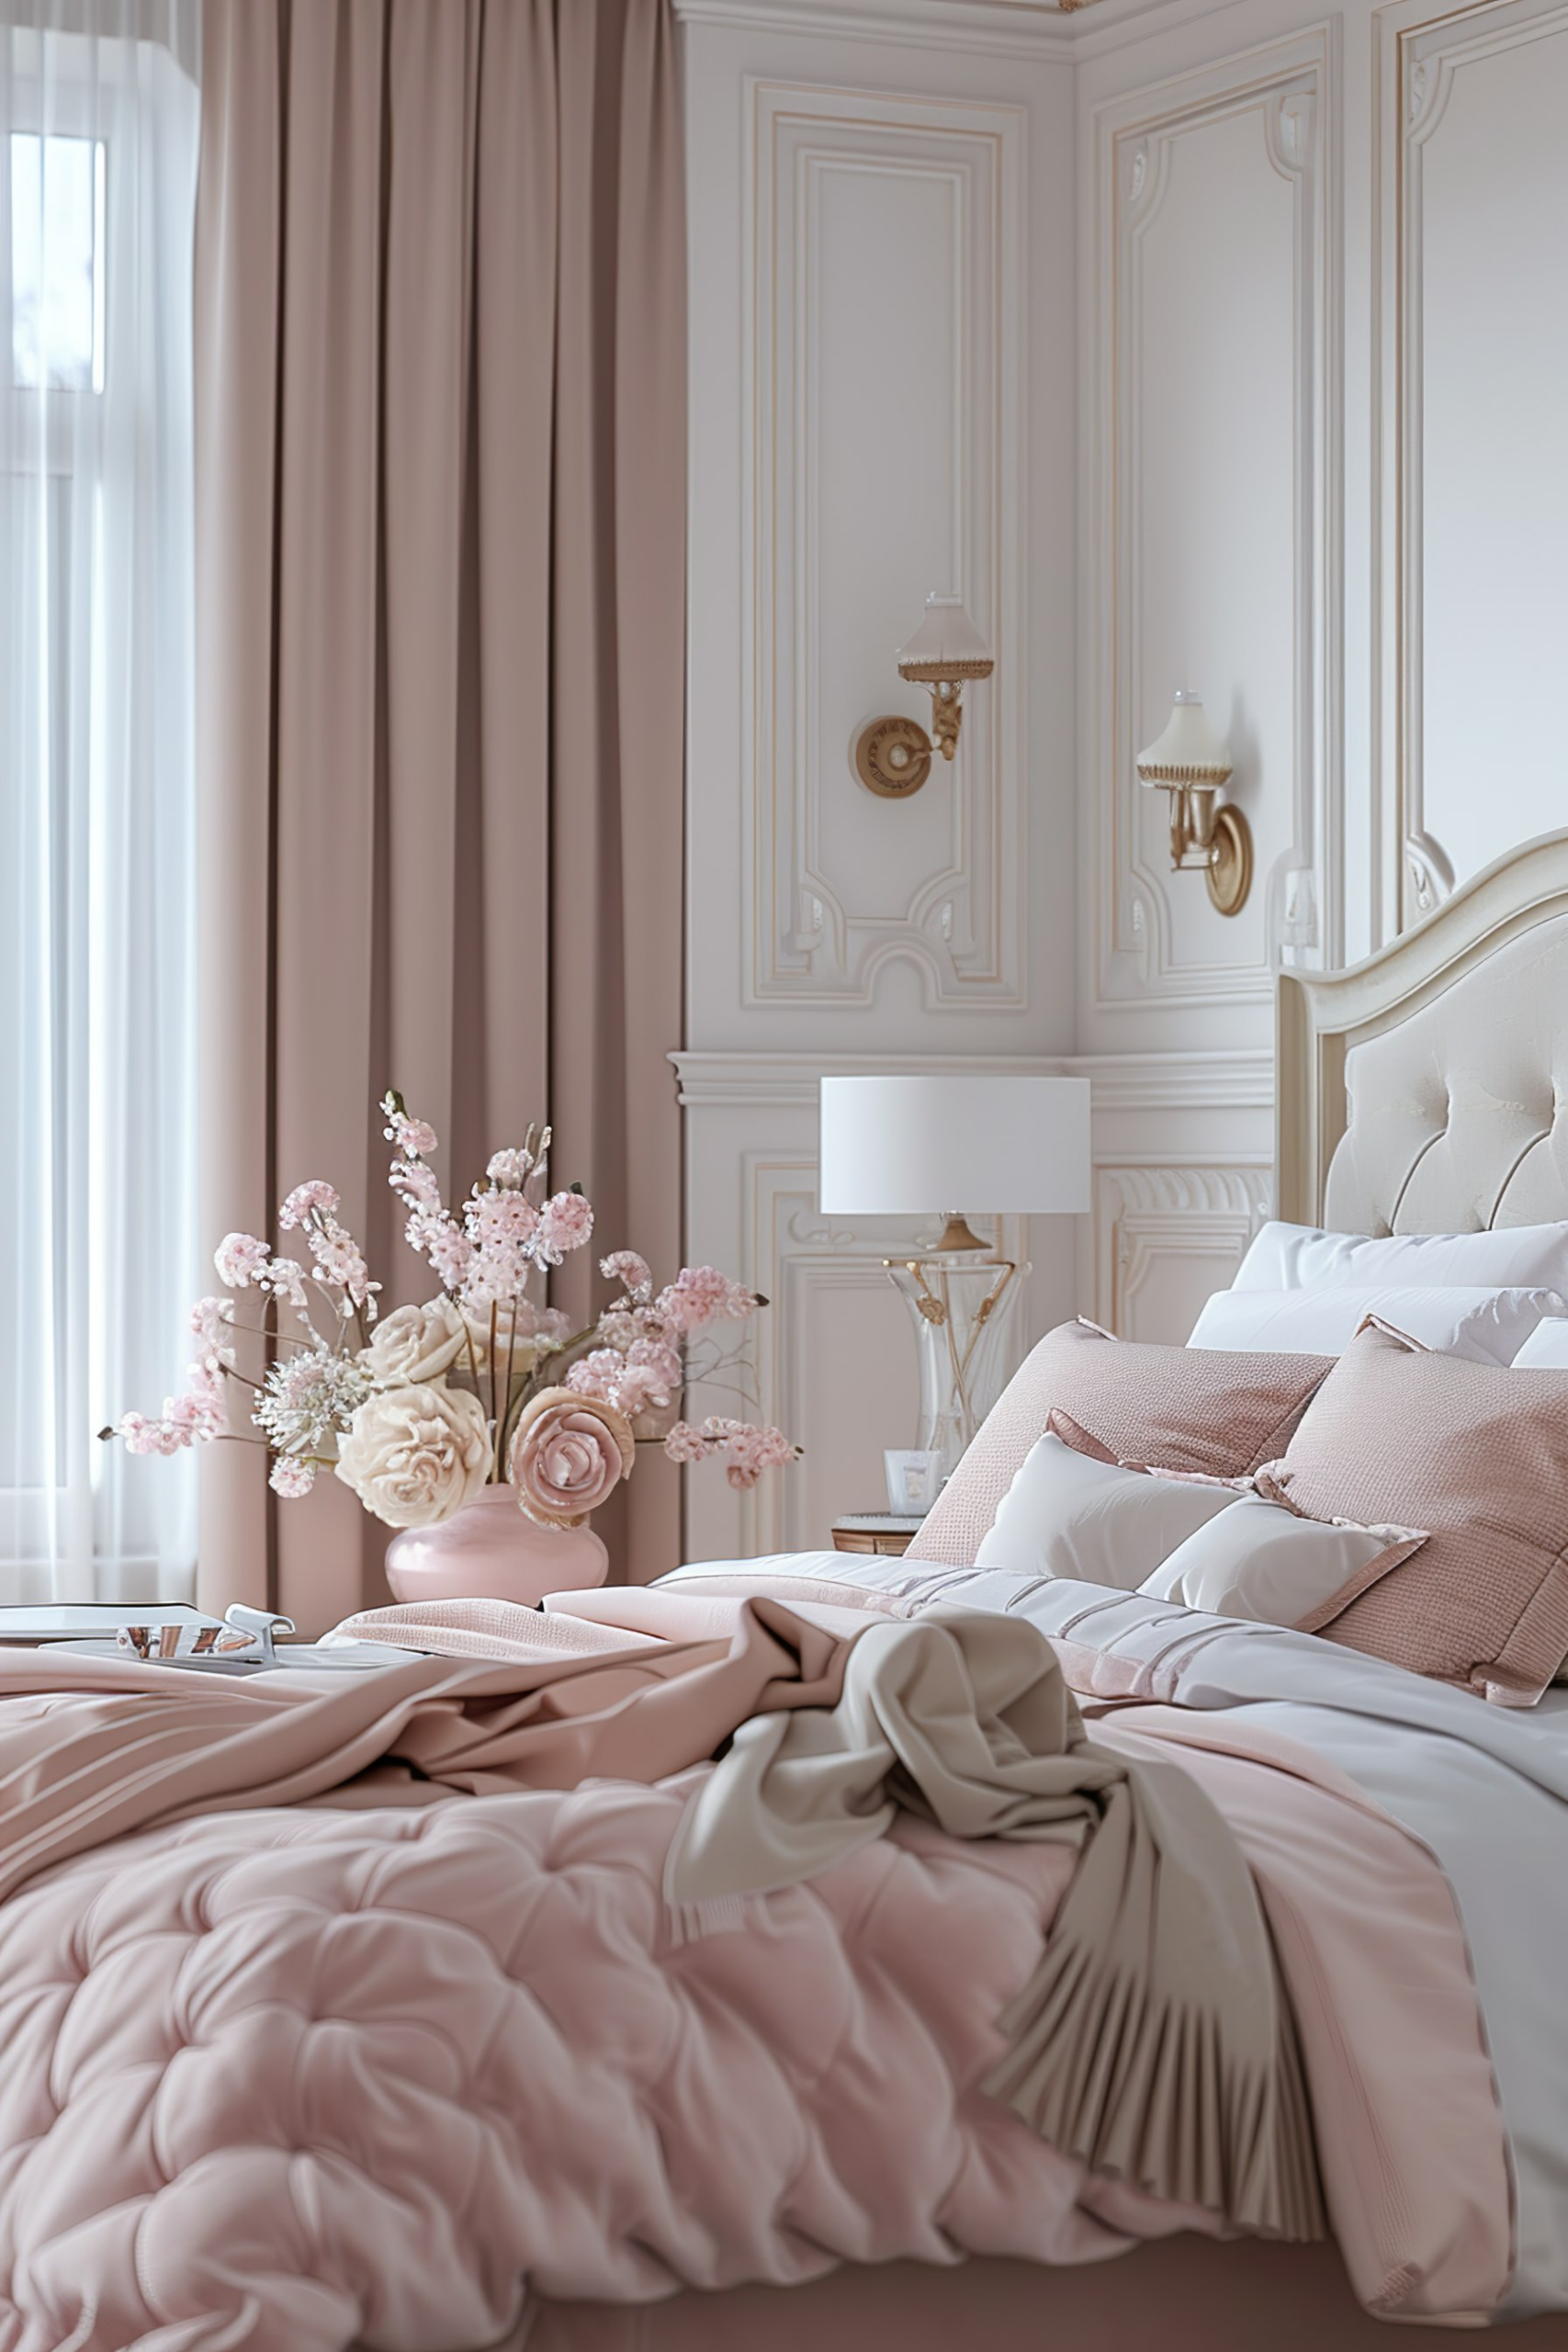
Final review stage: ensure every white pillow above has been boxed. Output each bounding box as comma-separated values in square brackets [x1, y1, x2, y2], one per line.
[1139, 1494, 1427, 1630]
[1187, 1283, 1562, 1366]
[976, 1431, 1239, 1588]
[1233, 1218, 1568, 1295]
[1510, 1317, 1568, 1368]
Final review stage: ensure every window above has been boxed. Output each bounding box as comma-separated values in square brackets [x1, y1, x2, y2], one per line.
[10, 130, 105, 390]
[3, 27, 200, 1602]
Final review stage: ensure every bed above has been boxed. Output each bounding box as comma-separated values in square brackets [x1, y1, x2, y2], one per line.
[9, 831, 1568, 2351]
[535, 826, 1568, 2346]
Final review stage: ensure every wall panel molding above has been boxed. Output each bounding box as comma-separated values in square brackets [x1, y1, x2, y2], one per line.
[1087, 26, 1341, 1012]
[725, 1156, 1025, 1554]
[1091, 1161, 1272, 1335]
[744, 80, 1027, 1008]
[1374, 0, 1568, 938]
[671, 1045, 1274, 1108]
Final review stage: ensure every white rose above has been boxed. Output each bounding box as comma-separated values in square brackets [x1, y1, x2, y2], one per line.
[359, 1296, 467, 1385]
[458, 1295, 570, 1376]
[335, 1383, 491, 1528]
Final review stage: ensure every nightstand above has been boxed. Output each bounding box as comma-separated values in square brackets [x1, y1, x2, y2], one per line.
[830, 1513, 923, 1558]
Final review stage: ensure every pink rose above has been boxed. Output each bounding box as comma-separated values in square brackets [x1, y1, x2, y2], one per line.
[508, 1385, 635, 1528]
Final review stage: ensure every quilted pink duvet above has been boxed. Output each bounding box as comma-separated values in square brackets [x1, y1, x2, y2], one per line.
[0, 1773, 1140, 2351]
[0, 1710, 1507, 2349]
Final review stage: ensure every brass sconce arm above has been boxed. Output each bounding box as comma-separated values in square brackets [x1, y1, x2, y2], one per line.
[1134, 691, 1253, 916]
[897, 660, 995, 764]
[1169, 780, 1222, 863]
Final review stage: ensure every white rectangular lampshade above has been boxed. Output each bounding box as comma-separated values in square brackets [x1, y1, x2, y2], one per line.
[818, 1075, 1091, 1217]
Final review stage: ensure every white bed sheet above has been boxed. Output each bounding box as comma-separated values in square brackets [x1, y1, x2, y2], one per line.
[663, 1554, 1568, 2316]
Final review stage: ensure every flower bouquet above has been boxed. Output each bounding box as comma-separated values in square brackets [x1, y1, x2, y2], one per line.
[106, 1092, 798, 1599]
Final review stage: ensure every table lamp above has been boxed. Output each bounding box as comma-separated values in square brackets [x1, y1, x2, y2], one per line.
[818, 1074, 1091, 1481]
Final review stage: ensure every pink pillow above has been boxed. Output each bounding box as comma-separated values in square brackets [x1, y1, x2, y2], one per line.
[1259, 1319, 1568, 1702]
[906, 1319, 1333, 1567]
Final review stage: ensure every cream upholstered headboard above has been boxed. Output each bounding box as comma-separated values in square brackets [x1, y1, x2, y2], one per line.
[1277, 831, 1568, 1234]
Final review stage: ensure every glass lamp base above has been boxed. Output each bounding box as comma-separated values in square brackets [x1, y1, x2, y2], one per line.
[885, 1257, 1031, 1480]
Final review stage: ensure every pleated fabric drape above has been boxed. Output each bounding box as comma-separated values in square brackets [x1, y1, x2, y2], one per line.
[193, 0, 684, 1629]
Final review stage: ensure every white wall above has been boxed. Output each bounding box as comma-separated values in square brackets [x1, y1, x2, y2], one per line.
[675, 0, 1565, 1558]
[678, 0, 1091, 1562]
[1379, 0, 1568, 925]
[1077, 0, 1568, 955]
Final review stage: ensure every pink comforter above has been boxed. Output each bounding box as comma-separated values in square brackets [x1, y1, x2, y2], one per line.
[0, 1604, 1511, 2348]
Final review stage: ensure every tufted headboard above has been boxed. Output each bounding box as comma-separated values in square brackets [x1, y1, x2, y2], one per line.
[1277, 831, 1568, 1235]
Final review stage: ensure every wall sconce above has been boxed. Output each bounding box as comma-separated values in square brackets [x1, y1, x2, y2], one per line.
[1134, 690, 1252, 916]
[853, 594, 994, 799]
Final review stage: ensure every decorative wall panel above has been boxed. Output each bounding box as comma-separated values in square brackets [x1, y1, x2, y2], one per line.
[745, 81, 1026, 1005]
[1089, 29, 1339, 1010]
[1377, 0, 1568, 933]
[1091, 1163, 1272, 1341]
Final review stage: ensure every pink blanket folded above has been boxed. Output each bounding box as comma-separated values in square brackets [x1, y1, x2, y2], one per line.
[0, 1596, 852, 1903]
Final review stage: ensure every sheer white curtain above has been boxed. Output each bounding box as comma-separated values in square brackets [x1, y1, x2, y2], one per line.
[1, 0, 199, 1600]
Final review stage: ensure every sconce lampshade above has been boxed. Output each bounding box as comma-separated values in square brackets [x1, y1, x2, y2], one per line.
[818, 1075, 1091, 1218]
[896, 594, 994, 682]
[1135, 690, 1233, 786]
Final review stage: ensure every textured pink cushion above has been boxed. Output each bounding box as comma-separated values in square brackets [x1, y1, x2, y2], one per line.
[907, 1320, 1333, 1568]
[1260, 1320, 1568, 1702]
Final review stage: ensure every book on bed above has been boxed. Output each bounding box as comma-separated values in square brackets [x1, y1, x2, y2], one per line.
[0, 1602, 223, 1645]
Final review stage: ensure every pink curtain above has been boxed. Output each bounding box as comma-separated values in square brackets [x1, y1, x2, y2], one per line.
[193, 0, 684, 1630]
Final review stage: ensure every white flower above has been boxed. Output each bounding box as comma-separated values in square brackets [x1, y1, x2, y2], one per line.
[335, 1382, 491, 1529]
[254, 1346, 371, 1459]
[359, 1295, 468, 1385]
[269, 1455, 317, 1499]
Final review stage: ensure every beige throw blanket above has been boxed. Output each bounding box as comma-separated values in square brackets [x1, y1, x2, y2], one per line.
[0, 1591, 1320, 2240]
[664, 1599, 1322, 2243]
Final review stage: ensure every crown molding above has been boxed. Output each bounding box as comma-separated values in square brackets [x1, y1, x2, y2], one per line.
[671, 1049, 1070, 1107]
[671, 0, 1083, 61]
[671, 0, 1303, 71]
[1068, 1049, 1274, 1110]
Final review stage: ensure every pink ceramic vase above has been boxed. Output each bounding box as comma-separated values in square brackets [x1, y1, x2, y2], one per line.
[384, 1484, 609, 1609]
